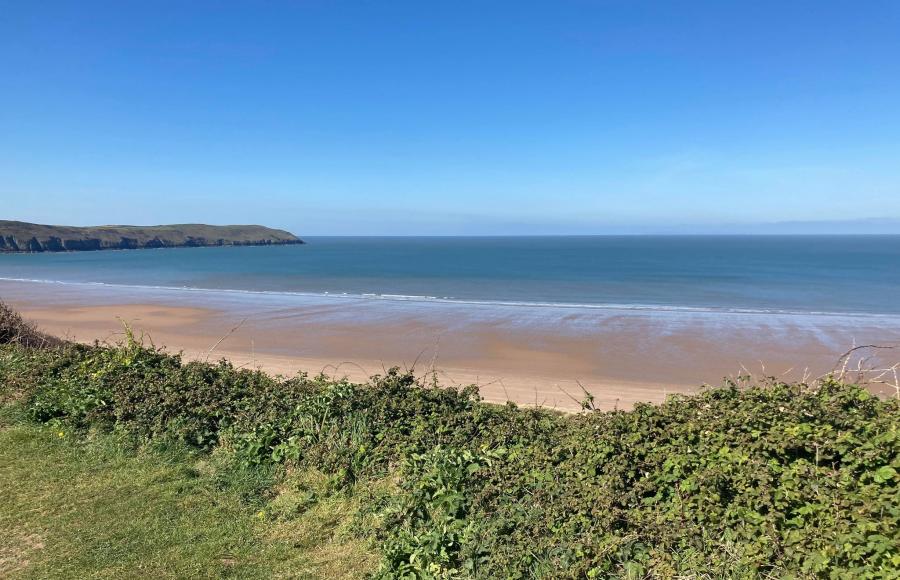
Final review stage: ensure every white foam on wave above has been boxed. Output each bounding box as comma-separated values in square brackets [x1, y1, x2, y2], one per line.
[0, 276, 896, 319]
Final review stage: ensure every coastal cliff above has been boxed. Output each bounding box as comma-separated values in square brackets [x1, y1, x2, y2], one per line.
[0, 221, 304, 253]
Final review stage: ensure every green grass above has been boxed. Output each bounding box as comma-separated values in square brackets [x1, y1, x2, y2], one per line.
[0, 421, 378, 578]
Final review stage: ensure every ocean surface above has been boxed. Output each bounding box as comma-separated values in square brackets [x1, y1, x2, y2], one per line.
[1, 236, 899, 316]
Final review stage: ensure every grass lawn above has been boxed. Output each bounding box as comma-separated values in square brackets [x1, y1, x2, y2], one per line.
[0, 421, 377, 579]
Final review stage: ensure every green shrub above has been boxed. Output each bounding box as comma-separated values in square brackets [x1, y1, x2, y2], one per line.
[0, 301, 63, 348]
[1, 336, 897, 578]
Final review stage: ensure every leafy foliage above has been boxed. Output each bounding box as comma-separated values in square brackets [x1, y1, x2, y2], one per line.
[1, 332, 898, 578]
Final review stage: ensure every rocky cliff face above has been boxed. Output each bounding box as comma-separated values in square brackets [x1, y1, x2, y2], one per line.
[0, 220, 306, 253]
[0, 235, 304, 253]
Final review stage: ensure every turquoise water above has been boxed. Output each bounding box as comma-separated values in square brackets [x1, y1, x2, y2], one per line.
[1, 236, 899, 315]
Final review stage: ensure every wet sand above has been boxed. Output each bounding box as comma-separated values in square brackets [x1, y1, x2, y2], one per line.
[3, 279, 899, 410]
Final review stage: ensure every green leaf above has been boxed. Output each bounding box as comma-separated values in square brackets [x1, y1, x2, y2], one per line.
[873, 465, 896, 483]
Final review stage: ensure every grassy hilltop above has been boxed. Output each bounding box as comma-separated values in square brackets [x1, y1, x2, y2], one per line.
[0, 220, 303, 252]
[0, 303, 897, 578]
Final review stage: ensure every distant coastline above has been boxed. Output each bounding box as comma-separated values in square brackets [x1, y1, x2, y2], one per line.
[0, 220, 303, 253]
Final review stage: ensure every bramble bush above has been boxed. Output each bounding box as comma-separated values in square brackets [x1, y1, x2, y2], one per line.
[0, 301, 63, 349]
[0, 310, 897, 578]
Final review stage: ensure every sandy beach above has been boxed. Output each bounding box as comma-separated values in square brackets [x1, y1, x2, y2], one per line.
[3, 279, 898, 411]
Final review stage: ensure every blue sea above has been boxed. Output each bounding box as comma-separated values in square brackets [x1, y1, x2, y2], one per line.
[1, 236, 899, 316]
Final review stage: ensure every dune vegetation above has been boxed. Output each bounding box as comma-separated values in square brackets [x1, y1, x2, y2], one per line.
[0, 302, 897, 578]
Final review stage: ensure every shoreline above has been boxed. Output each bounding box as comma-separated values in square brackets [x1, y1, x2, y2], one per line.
[3, 278, 899, 410]
[3, 276, 900, 318]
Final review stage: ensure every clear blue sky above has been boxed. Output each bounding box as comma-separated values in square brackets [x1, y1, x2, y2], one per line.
[2, 1, 899, 234]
